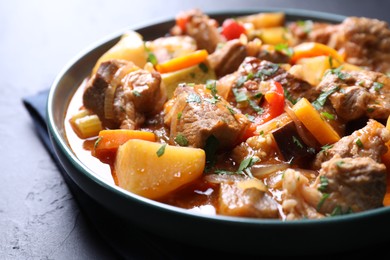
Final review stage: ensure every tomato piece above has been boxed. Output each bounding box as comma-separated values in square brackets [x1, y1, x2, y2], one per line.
[264, 81, 285, 119]
[176, 13, 189, 32]
[221, 19, 246, 40]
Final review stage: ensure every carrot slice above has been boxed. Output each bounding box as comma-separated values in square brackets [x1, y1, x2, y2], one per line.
[94, 129, 156, 163]
[292, 97, 340, 146]
[291, 42, 344, 64]
[156, 49, 208, 73]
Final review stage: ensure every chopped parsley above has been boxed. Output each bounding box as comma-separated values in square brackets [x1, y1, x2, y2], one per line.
[215, 156, 259, 178]
[175, 134, 188, 146]
[321, 144, 333, 154]
[373, 82, 384, 91]
[226, 105, 236, 115]
[237, 156, 260, 178]
[312, 87, 339, 110]
[328, 56, 334, 68]
[206, 80, 218, 96]
[336, 160, 345, 168]
[245, 114, 255, 122]
[177, 112, 182, 120]
[232, 88, 248, 102]
[253, 92, 263, 99]
[156, 143, 167, 157]
[275, 43, 294, 57]
[235, 76, 248, 88]
[186, 93, 201, 103]
[356, 138, 364, 148]
[147, 52, 158, 66]
[318, 176, 329, 192]
[283, 87, 297, 105]
[317, 193, 330, 211]
[248, 99, 264, 114]
[321, 112, 335, 120]
[204, 96, 219, 104]
[132, 90, 141, 97]
[292, 136, 303, 149]
[144, 44, 158, 66]
[94, 137, 102, 149]
[327, 66, 350, 80]
[198, 62, 208, 73]
[255, 63, 280, 80]
[297, 20, 313, 33]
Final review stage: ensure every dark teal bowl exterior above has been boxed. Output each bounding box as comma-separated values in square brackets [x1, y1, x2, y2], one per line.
[47, 9, 390, 255]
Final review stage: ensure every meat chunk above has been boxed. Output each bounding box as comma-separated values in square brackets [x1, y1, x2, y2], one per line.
[313, 119, 390, 169]
[235, 57, 318, 102]
[317, 69, 390, 121]
[207, 39, 247, 78]
[336, 17, 390, 73]
[290, 17, 390, 73]
[164, 84, 249, 148]
[83, 60, 166, 129]
[315, 156, 387, 214]
[171, 9, 224, 54]
[218, 180, 279, 218]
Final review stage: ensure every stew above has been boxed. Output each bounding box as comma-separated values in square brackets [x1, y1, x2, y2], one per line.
[65, 9, 390, 220]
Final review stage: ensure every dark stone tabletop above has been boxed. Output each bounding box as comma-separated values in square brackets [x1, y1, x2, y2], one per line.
[2, 0, 390, 258]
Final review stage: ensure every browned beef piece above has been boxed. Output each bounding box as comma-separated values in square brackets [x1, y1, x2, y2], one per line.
[236, 57, 318, 102]
[171, 9, 224, 54]
[336, 17, 390, 73]
[83, 60, 130, 128]
[164, 84, 249, 148]
[290, 17, 390, 73]
[315, 156, 387, 214]
[207, 39, 247, 78]
[313, 119, 390, 169]
[256, 48, 290, 64]
[83, 60, 165, 129]
[316, 69, 390, 121]
[288, 21, 335, 44]
[218, 181, 279, 218]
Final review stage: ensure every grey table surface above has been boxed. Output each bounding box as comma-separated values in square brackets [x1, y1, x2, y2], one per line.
[2, 0, 390, 259]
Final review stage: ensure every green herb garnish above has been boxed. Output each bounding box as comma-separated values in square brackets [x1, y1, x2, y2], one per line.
[132, 90, 141, 97]
[186, 93, 201, 103]
[94, 137, 102, 149]
[317, 193, 330, 211]
[147, 52, 158, 66]
[312, 87, 339, 110]
[275, 43, 294, 57]
[318, 176, 329, 192]
[175, 134, 188, 146]
[232, 88, 248, 102]
[292, 136, 303, 148]
[373, 82, 384, 91]
[156, 143, 167, 157]
[356, 138, 364, 148]
[198, 62, 208, 73]
[321, 112, 335, 120]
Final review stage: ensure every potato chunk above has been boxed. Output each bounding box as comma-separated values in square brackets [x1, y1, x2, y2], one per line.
[115, 139, 205, 199]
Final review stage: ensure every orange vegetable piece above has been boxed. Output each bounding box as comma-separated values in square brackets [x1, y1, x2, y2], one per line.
[156, 49, 208, 73]
[94, 129, 156, 164]
[292, 98, 340, 146]
[382, 116, 390, 206]
[291, 42, 344, 64]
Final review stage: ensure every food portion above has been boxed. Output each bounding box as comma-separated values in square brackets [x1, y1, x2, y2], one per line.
[66, 9, 390, 220]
